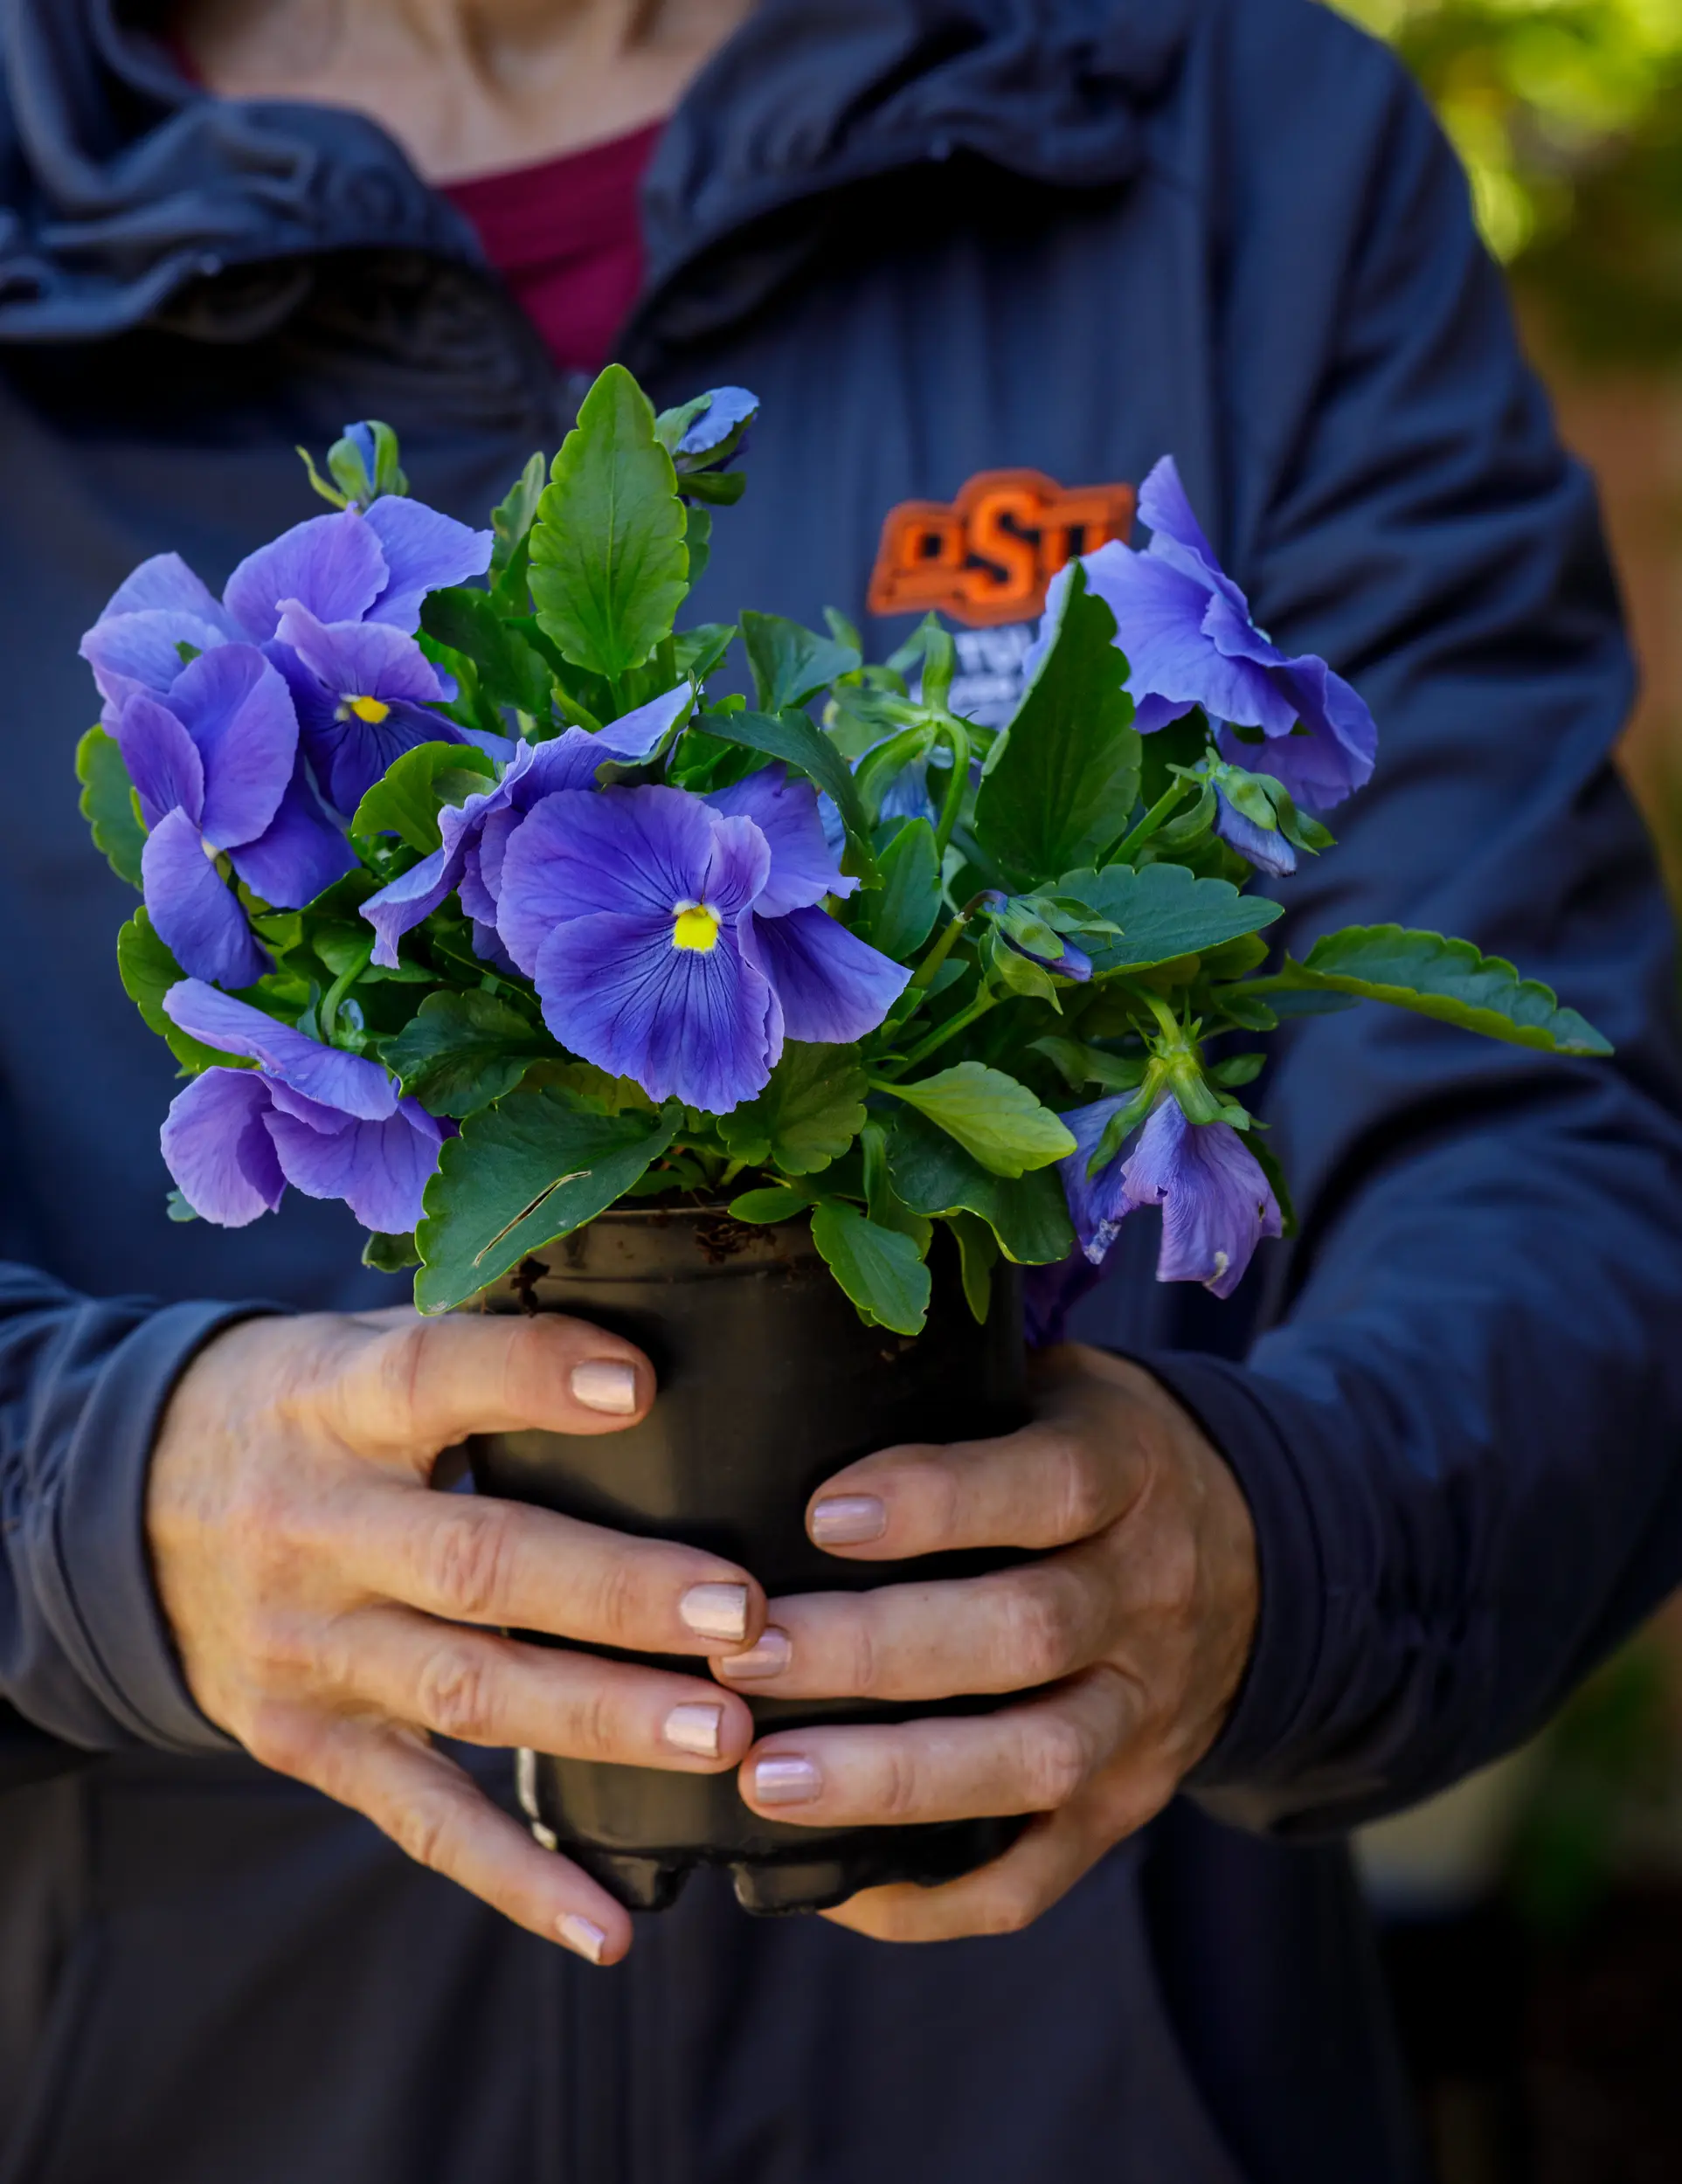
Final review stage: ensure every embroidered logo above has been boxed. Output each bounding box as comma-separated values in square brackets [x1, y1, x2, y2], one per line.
[867, 467, 1136, 627]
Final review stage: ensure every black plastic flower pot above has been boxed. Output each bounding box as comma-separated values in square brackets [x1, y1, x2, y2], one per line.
[465, 1206, 1030, 1917]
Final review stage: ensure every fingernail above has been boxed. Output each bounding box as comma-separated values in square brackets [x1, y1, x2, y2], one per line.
[557, 1914, 607, 1964]
[811, 1496, 887, 1546]
[680, 1582, 749, 1642]
[570, 1360, 639, 1416]
[716, 1628, 792, 1681]
[752, 1755, 821, 1806]
[663, 1702, 723, 1758]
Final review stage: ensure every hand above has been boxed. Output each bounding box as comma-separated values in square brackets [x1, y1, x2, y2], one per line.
[714, 1344, 1257, 1942]
[149, 1308, 768, 1966]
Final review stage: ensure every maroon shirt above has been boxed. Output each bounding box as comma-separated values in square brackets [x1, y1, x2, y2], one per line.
[443, 122, 661, 374]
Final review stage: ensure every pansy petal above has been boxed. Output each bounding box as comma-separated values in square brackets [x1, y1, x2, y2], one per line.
[161, 1068, 285, 1227]
[265, 1079, 355, 1133]
[496, 785, 722, 971]
[1249, 655, 1379, 810]
[706, 765, 854, 916]
[100, 552, 239, 632]
[80, 608, 232, 706]
[1119, 1098, 1281, 1299]
[363, 497, 494, 631]
[115, 692, 205, 829]
[677, 386, 759, 457]
[698, 811, 772, 923]
[228, 765, 356, 909]
[737, 907, 908, 1043]
[1056, 1096, 1139, 1266]
[359, 844, 454, 968]
[265, 1105, 445, 1234]
[1135, 456, 1249, 618]
[308, 697, 461, 817]
[161, 979, 398, 1118]
[533, 911, 777, 1112]
[274, 603, 448, 707]
[224, 510, 387, 640]
[599, 683, 693, 760]
[167, 645, 299, 848]
[142, 809, 269, 989]
[1212, 790, 1298, 876]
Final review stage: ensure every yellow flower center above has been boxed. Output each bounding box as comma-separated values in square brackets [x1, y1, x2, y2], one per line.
[672, 902, 721, 953]
[343, 694, 391, 724]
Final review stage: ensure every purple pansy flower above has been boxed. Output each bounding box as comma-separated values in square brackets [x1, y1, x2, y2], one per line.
[1058, 1092, 1282, 1297]
[114, 646, 352, 989]
[359, 686, 694, 968]
[495, 778, 906, 1112]
[677, 386, 759, 460]
[1039, 456, 1376, 816]
[160, 980, 447, 1234]
[270, 600, 458, 815]
[1211, 791, 1298, 877]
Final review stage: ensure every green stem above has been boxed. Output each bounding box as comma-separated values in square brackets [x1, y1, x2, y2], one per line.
[931, 717, 972, 861]
[1111, 779, 1192, 865]
[884, 989, 999, 1077]
[717, 1157, 747, 1190]
[320, 940, 374, 1046]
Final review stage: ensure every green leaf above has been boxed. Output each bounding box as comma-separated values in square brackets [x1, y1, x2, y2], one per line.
[350, 742, 496, 853]
[685, 502, 713, 587]
[363, 1230, 422, 1273]
[971, 563, 1142, 884]
[945, 1209, 999, 1324]
[809, 1200, 931, 1336]
[419, 588, 552, 715]
[853, 817, 940, 958]
[381, 991, 550, 1118]
[886, 1109, 1075, 1264]
[76, 726, 147, 888]
[1060, 860, 1284, 973]
[528, 363, 689, 682]
[1246, 1133, 1298, 1241]
[491, 451, 547, 578]
[739, 611, 862, 712]
[1030, 1035, 1149, 1095]
[717, 1042, 868, 1175]
[883, 1061, 1076, 1178]
[862, 1118, 933, 1252]
[117, 909, 243, 1071]
[166, 1188, 199, 1223]
[729, 1184, 817, 1224]
[1256, 925, 1613, 1057]
[697, 707, 876, 873]
[674, 622, 737, 686]
[414, 1087, 679, 1311]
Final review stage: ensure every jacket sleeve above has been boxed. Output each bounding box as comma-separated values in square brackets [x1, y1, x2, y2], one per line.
[0, 1263, 248, 1768]
[1160, 7, 1682, 1832]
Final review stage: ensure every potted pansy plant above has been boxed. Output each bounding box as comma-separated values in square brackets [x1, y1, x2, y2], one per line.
[76, 367, 1609, 1915]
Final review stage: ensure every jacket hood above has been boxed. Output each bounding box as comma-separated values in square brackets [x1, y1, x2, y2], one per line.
[0, 0, 1192, 344]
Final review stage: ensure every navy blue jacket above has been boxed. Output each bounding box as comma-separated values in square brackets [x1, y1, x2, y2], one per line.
[3, 3, 1680, 2181]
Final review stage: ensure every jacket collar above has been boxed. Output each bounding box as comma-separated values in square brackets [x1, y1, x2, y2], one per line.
[0, 0, 1191, 345]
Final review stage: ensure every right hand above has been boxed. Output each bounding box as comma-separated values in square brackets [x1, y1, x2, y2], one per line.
[147, 1307, 768, 1966]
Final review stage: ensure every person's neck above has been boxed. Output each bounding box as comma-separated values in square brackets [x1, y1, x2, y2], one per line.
[170, 0, 753, 182]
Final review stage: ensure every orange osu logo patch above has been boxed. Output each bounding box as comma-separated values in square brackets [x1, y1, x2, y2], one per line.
[868, 468, 1136, 627]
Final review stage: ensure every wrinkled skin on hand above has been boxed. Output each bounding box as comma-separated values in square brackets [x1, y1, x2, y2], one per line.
[148, 1308, 769, 1966]
[718, 1346, 1259, 1943]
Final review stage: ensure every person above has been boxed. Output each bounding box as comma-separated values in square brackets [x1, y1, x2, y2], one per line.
[3, 2, 1680, 2180]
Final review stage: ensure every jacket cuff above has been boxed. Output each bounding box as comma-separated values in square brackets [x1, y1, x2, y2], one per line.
[45, 1301, 269, 1755]
[1130, 1350, 1337, 1800]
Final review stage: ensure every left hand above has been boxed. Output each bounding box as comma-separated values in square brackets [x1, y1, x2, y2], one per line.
[712, 1344, 1258, 1942]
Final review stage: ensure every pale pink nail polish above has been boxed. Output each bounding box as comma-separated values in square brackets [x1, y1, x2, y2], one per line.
[557, 1914, 608, 1963]
[680, 1582, 749, 1642]
[663, 1702, 723, 1758]
[715, 1628, 793, 1681]
[811, 1495, 887, 1546]
[753, 1755, 821, 1805]
[570, 1359, 638, 1416]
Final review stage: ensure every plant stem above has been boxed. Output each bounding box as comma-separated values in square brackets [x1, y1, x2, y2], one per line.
[320, 940, 374, 1045]
[884, 989, 999, 1076]
[717, 1157, 747, 1189]
[1111, 780, 1191, 864]
[931, 718, 972, 860]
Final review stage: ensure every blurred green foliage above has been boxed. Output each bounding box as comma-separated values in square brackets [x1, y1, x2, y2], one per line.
[1336, 0, 1682, 363]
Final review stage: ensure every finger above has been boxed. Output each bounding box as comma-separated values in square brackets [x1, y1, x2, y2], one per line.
[322, 1310, 657, 1466]
[819, 1798, 1122, 1945]
[332, 1483, 766, 1657]
[319, 1605, 758, 1769]
[803, 1364, 1159, 1562]
[714, 1538, 1122, 1702]
[244, 1702, 633, 1964]
[737, 1667, 1141, 1830]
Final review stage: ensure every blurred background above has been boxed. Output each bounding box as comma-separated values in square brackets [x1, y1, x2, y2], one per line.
[1330, 4, 1682, 2176]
